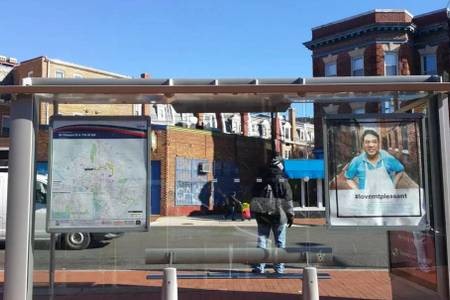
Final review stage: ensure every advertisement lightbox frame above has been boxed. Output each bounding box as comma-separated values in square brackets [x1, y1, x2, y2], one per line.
[47, 116, 151, 233]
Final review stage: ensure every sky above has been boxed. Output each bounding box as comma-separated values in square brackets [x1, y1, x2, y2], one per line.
[2, 0, 449, 117]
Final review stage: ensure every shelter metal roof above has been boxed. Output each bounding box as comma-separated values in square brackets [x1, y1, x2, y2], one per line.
[0, 75, 446, 113]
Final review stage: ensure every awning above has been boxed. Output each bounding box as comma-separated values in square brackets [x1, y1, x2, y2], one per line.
[284, 159, 324, 179]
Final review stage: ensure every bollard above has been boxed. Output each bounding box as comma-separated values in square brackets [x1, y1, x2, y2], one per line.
[302, 267, 319, 300]
[161, 267, 178, 300]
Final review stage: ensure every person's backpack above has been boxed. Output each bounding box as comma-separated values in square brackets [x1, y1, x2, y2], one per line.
[250, 183, 280, 215]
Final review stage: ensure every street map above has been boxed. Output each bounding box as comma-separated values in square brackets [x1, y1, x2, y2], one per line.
[48, 118, 149, 231]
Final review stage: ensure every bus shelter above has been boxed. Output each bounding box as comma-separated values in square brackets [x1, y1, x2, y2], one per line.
[0, 76, 449, 299]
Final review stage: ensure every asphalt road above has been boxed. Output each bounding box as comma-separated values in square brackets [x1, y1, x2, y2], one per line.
[0, 225, 389, 271]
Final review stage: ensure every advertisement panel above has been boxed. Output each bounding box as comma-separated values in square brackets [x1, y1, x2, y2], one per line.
[48, 116, 150, 232]
[324, 114, 427, 227]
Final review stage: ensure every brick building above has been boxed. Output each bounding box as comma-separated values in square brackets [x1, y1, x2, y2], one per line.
[0, 55, 17, 166]
[304, 8, 450, 149]
[12, 56, 134, 127]
[1, 56, 315, 216]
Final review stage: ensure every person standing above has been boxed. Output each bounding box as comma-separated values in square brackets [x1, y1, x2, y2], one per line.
[224, 191, 243, 221]
[251, 157, 294, 274]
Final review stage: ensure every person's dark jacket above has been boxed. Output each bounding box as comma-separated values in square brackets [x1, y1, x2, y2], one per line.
[253, 166, 294, 225]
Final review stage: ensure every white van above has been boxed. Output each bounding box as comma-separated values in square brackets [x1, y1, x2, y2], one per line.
[0, 172, 121, 250]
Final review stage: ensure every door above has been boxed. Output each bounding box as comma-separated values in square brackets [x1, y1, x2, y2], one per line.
[151, 160, 161, 215]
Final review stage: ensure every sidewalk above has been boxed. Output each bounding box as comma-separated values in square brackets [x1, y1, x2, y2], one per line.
[150, 215, 325, 227]
[21, 269, 392, 299]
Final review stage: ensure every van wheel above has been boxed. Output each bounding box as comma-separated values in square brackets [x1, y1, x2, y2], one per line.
[64, 232, 91, 250]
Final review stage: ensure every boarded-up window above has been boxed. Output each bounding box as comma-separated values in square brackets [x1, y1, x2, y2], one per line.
[175, 157, 209, 206]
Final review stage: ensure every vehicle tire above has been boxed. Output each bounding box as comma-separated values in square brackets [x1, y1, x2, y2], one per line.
[63, 232, 91, 250]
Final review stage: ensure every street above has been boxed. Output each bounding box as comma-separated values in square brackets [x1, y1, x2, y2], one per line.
[0, 225, 389, 272]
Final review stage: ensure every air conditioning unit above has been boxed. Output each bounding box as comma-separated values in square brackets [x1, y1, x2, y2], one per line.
[199, 162, 210, 173]
[8, 57, 17, 64]
[0, 56, 6, 62]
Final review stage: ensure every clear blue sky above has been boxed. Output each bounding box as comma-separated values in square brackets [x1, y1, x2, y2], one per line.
[2, 1, 448, 116]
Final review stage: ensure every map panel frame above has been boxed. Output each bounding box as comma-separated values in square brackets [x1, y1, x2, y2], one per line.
[47, 116, 150, 233]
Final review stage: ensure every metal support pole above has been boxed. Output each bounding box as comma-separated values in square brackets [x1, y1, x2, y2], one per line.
[4, 94, 36, 300]
[316, 179, 323, 208]
[438, 96, 450, 295]
[302, 267, 319, 300]
[301, 180, 306, 207]
[161, 267, 178, 300]
[49, 233, 57, 300]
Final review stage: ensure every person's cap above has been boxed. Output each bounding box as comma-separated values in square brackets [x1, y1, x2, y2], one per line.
[271, 156, 284, 170]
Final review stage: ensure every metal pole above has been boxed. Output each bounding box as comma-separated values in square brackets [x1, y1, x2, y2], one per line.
[49, 233, 57, 300]
[4, 94, 36, 300]
[161, 267, 178, 300]
[438, 95, 450, 296]
[145, 247, 332, 264]
[427, 95, 450, 298]
[316, 179, 323, 208]
[302, 267, 319, 300]
[301, 180, 306, 208]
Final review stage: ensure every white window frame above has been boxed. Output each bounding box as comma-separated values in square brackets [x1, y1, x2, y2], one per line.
[156, 104, 166, 120]
[384, 52, 398, 76]
[322, 54, 338, 77]
[349, 47, 365, 77]
[324, 62, 337, 77]
[55, 70, 65, 78]
[351, 56, 364, 76]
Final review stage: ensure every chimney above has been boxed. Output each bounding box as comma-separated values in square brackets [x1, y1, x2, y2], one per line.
[240, 113, 250, 136]
[140, 73, 151, 79]
[289, 108, 297, 142]
[215, 113, 224, 132]
[271, 113, 282, 156]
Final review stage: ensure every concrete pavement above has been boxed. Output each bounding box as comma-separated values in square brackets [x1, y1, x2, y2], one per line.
[150, 215, 326, 227]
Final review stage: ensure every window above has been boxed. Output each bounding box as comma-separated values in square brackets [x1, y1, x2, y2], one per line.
[383, 100, 395, 113]
[203, 114, 217, 129]
[325, 62, 337, 77]
[401, 126, 409, 154]
[74, 74, 83, 79]
[55, 70, 65, 78]
[351, 57, 364, 76]
[1, 115, 9, 137]
[421, 54, 437, 75]
[394, 131, 399, 150]
[284, 127, 290, 141]
[27, 71, 34, 77]
[384, 52, 398, 76]
[156, 104, 166, 120]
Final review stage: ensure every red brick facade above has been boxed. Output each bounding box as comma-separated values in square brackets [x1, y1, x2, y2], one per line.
[158, 126, 270, 216]
[305, 9, 450, 149]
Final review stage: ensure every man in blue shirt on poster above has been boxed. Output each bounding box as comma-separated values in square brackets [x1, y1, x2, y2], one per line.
[345, 129, 405, 192]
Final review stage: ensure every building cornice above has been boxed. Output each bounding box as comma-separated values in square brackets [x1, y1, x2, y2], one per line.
[311, 9, 413, 31]
[311, 40, 411, 59]
[304, 23, 415, 50]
